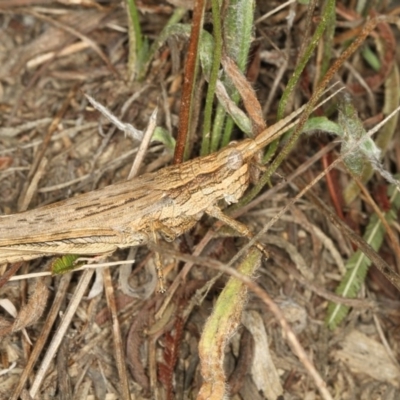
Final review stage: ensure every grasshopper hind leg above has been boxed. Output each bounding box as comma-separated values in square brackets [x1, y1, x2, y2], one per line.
[206, 206, 269, 258]
[150, 227, 166, 293]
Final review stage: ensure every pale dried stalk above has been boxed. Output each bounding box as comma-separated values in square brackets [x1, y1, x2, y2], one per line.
[29, 269, 94, 398]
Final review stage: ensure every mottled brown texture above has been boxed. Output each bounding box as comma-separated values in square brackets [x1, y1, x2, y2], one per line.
[0, 105, 305, 264]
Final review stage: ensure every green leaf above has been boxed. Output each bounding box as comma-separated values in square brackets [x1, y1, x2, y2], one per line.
[215, 0, 256, 150]
[337, 95, 382, 176]
[326, 178, 400, 329]
[337, 95, 366, 176]
[296, 116, 343, 136]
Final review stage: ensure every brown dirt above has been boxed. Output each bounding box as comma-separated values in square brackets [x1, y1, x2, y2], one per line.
[1, 1, 400, 399]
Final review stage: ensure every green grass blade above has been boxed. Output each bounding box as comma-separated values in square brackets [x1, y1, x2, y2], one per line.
[326, 180, 400, 329]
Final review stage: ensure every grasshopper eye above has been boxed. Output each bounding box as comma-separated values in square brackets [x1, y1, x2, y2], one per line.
[226, 149, 243, 171]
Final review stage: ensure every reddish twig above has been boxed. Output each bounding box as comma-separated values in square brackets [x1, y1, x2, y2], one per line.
[173, 0, 206, 164]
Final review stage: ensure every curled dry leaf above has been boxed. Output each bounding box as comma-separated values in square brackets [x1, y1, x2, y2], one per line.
[0, 280, 49, 337]
[222, 55, 266, 134]
[13, 279, 49, 333]
[242, 310, 283, 399]
[126, 301, 153, 391]
[227, 326, 254, 395]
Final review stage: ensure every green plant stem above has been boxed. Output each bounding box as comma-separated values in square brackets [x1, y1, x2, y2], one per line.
[198, 248, 261, 397]
[264, 0, 336, 163]
[231, 12, 390, 214]
[126, 0, 143, 80]
[212, 0, 255, 151]
[210, 103, 227, 151]
[201, 0, 223, 156]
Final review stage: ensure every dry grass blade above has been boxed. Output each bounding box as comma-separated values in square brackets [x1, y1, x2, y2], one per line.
[221, 55, 266, 133]
[10, 275, 72, 400]
[155, 244, 334, 400]
[2, 2, 400, 399]
[29, 269, 94, 397]
[103, 267, 131, 400]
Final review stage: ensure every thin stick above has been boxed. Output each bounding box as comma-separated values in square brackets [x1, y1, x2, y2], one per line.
[103, 267, 131, 400]
[10, 274, 73, 400]
[228, 105, 400, 273]
[149, 244, 334, 400]
[29, 269, 94, 397]
[128, 107, 158, 180]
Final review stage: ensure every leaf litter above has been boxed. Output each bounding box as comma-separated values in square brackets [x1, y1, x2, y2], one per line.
[1, 2, 400, 400]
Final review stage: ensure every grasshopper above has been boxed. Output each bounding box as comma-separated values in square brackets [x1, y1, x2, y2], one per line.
[0, 93, 336, 288]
